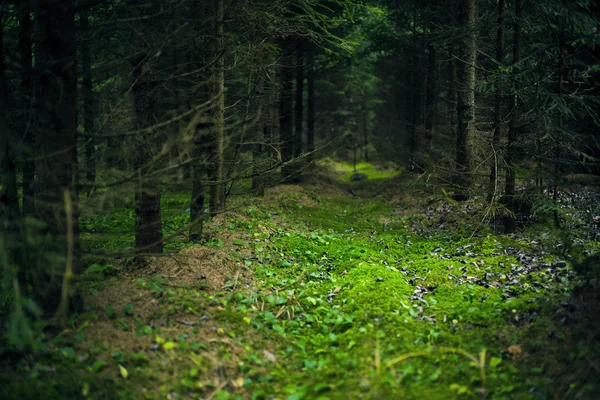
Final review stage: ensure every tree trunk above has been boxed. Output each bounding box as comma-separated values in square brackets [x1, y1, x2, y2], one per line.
[0, 8, 23, 288]
[424, 43, 437, 160]
[209, 0, 225, 216]
[80, 7, 96, 192]
[253, 74, 269, 196]
[409, 56, 418, 167]
[504, 0, 522, 233]
[489, 0, 505, 200]
[447, 48, 458, 129]
[307, 48, 315, 161]
[227, 72, 261, 198]
[190, 127, 206, 241]
[294, 44, 304, 173]
[280, 41, 295, 182]
[252, 122, 267, 196]
[33, 0, 79, 316]
[553, 12, 565, 228]
[453, 0, 477, 201]
[418, 19, 427, 169]
[134, 182, 162, 254]
[445, 0, 458, 132]
[18, 0, 35, 216]
[409, 15, 422, 171]
[363, 99, 369, 163]
[132, 55, 163, 255]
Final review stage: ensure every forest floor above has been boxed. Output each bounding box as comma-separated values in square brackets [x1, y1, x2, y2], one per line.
[2, 161, 600, 399]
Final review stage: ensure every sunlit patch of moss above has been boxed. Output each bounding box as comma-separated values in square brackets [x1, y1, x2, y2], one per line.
[332, 161, 401, 182]
[341, 262, 412, 313]
[235, 185, 592, 398]
[289, 198, 395, 234]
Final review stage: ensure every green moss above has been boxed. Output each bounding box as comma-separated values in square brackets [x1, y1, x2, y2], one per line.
[334, 161, 401, 182]
[236, 182, 594, 398]
[6, 173, 597, 399]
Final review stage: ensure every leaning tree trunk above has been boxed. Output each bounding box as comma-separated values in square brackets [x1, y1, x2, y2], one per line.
[489, 0, 506, 200]
[18, 0, 35, 216]
[33, 0, 80, 318]
[279, 41, 295, 182]
[504, 0, 522, 233]
[209, 0, 225, 216]
[453, 0, 477, 201]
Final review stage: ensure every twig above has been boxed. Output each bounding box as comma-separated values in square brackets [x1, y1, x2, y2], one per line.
[204, 381, 229, 400]
[265, 271, 309, 295]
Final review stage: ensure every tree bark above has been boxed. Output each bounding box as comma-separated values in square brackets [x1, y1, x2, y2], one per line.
[409, 53, 418, 167]
[33, 0, 79, 316]
[0, 8, 22, 288]
[504, 0, 522, 233]
[447, 49, 458, 128]
[306, 48, 315, 161]
[279, 41, 295, 182]
[363, 99, 369, 163]
[453, 0, 477, 201]
[489, 0, 505, 200]
[190, 127, 206, 241]
[418, 19, 427, 169]
[128, 0, 163, 257]
[18, 0, 35, 216]
[253, 74, 269, 196]
[252, 121, 267, 197]
[209, 0, 225, 216]
[80, 7, 96, 191]
[553, 11, 565, 228]
[424, 43, 437, 160]
[187, 0, 207, 239]
[409, 15, 422, 171]
[294, 44, 304, 171]
[132, 55, 163, 256]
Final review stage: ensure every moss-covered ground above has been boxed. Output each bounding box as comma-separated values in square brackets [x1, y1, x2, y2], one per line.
[2, 162, 599, 399]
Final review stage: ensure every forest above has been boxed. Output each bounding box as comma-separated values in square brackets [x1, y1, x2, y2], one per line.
[1, 0, 600, 398]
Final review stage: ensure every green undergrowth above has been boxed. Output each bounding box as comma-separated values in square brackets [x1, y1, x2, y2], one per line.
[79, 192, 199, 259]
[331, 161, 400, 182]
[235, 196, 583, 399]
[2, 166, 599, 399]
